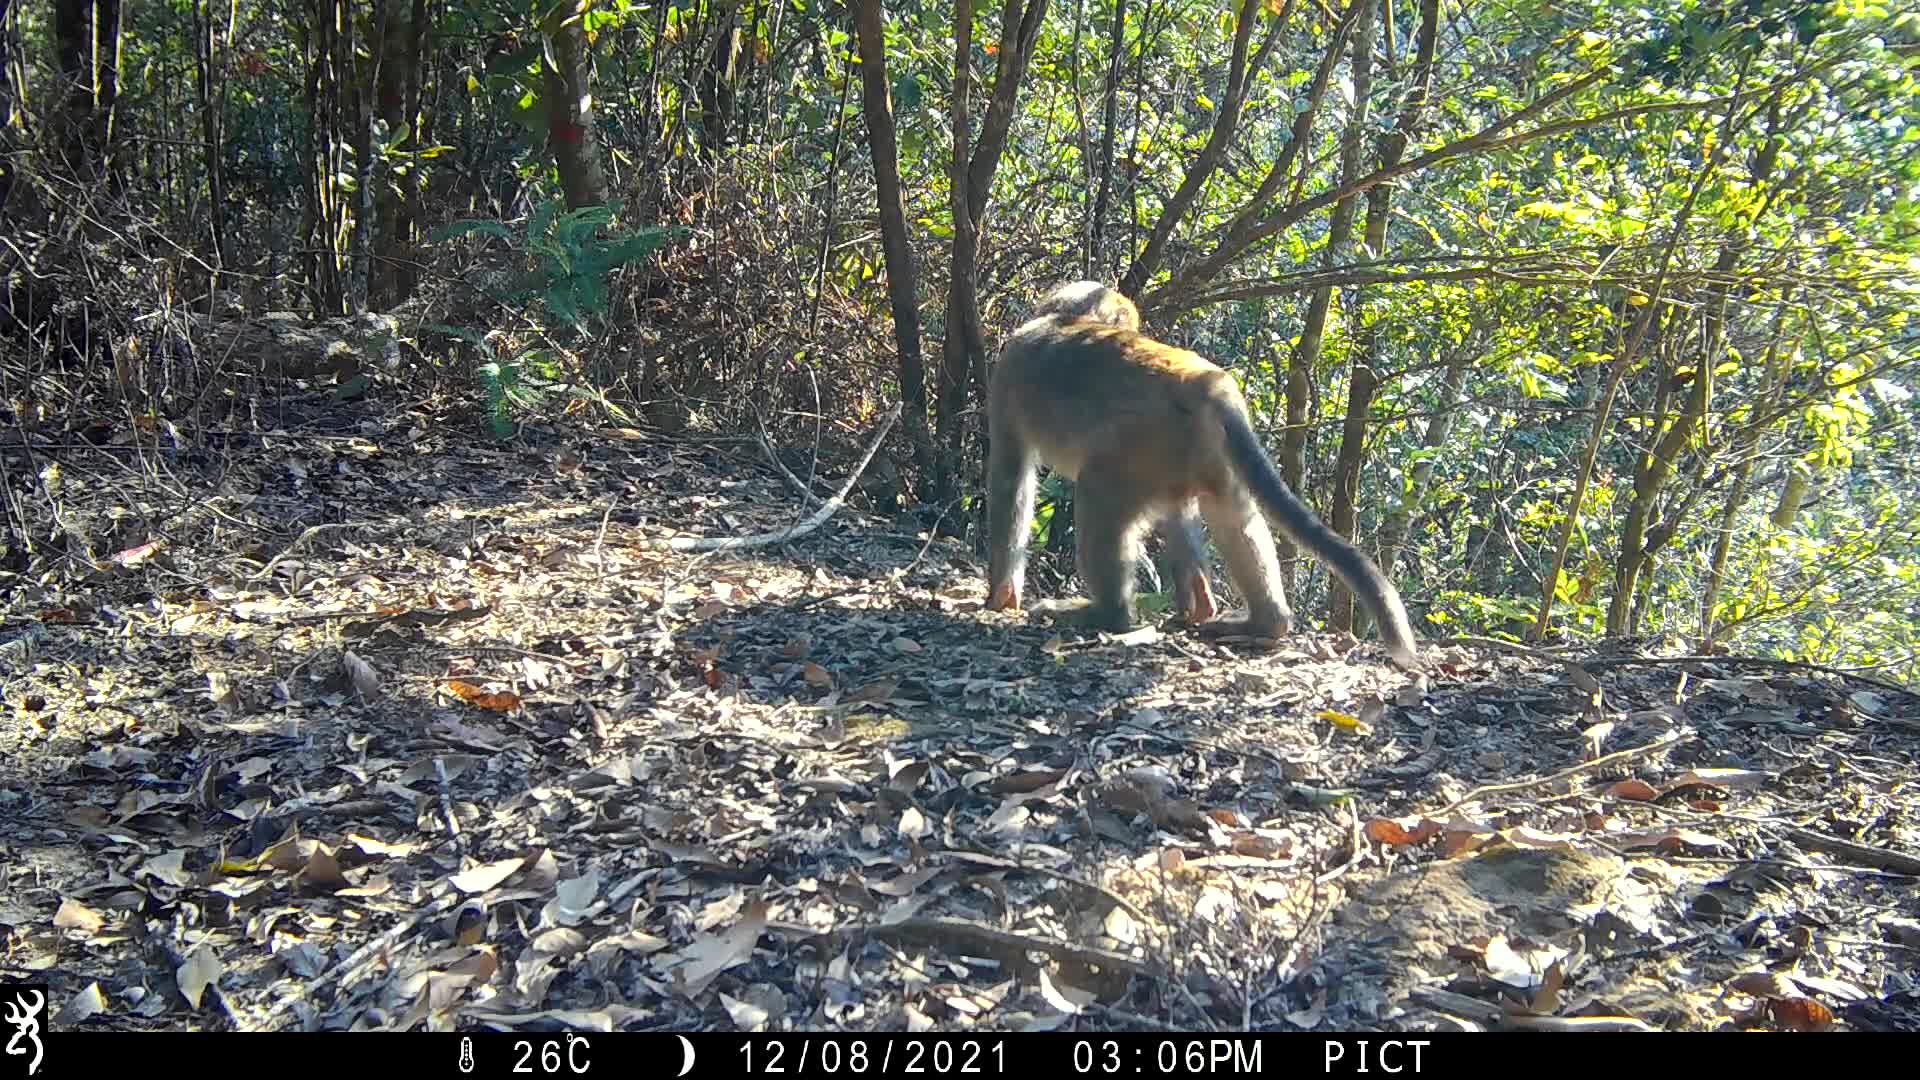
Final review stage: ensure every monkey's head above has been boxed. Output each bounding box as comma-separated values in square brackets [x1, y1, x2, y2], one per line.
[1030, 280, 1141, 331]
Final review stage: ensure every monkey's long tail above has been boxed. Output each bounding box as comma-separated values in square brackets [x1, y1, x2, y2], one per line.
[1220, 406, 1420, 667]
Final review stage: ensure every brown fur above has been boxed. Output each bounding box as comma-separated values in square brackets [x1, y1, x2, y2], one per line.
[1022, 282, 1216, 624]
[985, 288, 1418, 667]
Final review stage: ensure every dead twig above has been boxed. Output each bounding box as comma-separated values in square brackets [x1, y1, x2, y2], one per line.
[635, 403, 900, 554]
[1782, 826, 1920, 876]
[1426, 730, 1691, 818]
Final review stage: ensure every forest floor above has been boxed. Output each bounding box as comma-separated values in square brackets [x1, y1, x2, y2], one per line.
[3, 395, 1918, 1035]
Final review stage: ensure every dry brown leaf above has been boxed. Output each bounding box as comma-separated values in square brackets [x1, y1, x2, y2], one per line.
[1228, 833, 1286, 859]
[342, 650, 382, 700]
[1730, 971, 1799, 1000]
[56, 983, 108, 1026]
[871, 867, 941, 898]
[1605, 778, 1661, 801]
[450, 856, 527, 894]
[888, 760, 931, 793]
[898, 806, 929, 839]
[112, 539, 164, 567]
[446, 950, 500, 980]
[444, 679, 523, 713]
[176, 944, 224, 1009]
[988, 768, 1067, 795]
[1365, 816, 1439, 847]
[52, 899, 106, 934]
[1531, 959, 1566, 1014]
[670, 899, 769, 998]
[300, 845, 347, 890]
[1668, 768, 1768, 792]
[1769, 996, 1836, 1031]
[345, 834, 419, 859]
[802, 662, 834, 688]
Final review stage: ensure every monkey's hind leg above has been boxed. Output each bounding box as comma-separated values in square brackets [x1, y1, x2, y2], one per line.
[1192, 490, 1294, 640]
[1158, 511, 1218, 624]
[1031, 462, 1152, 633]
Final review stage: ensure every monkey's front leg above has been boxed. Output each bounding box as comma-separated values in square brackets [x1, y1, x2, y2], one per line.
[985, 436, 1038, 612]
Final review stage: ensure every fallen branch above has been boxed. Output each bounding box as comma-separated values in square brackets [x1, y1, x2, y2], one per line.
[1580, 653, 1920, 701]
[869, 915, 1159, 979]
[756, 412, 827, 508]
[1426, 731, 1690, 818]
[1784, 826, 1920, 876]
[637, 403, 901, 554]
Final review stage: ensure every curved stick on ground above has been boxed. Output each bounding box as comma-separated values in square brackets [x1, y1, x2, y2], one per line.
[640, 403, 902, 554]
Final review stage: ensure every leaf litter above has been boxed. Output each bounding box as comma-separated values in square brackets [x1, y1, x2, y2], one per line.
[0, 411, 1916, 1033]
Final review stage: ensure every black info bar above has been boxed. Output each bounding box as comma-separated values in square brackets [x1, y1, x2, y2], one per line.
[16, 1028, 1858, 1079]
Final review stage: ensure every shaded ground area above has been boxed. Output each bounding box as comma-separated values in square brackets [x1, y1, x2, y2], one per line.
[4, 403, 1918, 1033]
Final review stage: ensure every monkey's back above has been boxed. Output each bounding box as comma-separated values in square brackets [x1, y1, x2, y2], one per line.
[992, 317, 1243, 498]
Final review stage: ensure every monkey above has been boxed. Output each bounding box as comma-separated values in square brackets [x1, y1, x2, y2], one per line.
[984, 284, 1420, 668]
[1027, 279, 1146, 331]
[1021, 281, 1218, 626]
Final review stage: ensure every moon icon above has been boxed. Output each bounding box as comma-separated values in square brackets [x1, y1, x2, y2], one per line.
[676, 1034, 697, 1077]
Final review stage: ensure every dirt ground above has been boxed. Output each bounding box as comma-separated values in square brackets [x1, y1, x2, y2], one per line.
[4, 404, 1917, 1033]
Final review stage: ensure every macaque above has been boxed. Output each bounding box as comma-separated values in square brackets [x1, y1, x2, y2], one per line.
[1024, 281, 1218, 625]
[985, 281, 1419, 667]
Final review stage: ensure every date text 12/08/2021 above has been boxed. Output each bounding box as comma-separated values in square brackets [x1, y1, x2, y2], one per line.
[727, 1035, 1430, 1075]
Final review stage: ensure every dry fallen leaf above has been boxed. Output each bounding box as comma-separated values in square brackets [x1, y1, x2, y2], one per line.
[987, 768, 1067, 795]
[449, 856, 527, 894]
[1605, 778, 1662, 801]
[53, 898, 106, 934]
[444, 679, 523, 713]
[176, 944, 224, 1009]
[56, 983, 109, 1025]
[1769, 995, 1836, 1031]
[669, 899, 770, 998]
[1365, 816, 1440, 847]
[342, 650, 382, 701]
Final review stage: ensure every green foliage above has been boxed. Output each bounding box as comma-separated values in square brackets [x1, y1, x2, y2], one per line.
[431, 199, 682, 436]
[438, 200, 681, 332]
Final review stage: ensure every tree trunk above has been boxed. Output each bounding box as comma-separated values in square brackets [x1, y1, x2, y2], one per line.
[853, 0, 934, 493]
[48, 0, 123, 187]
[1120, 0, 1283, 297]
[191, 0, 227, 275]
[371, 1, 421, 307]
[542, 0, 610, 210]
[935, 0, 1049, 519]
[1088, 0, 1127, 273]
[1319, 0, 1375, 634]
[1609, 99, 1782, 635]
[1328, 0, 1436, 633]
[1278, 0, 1371, 607]
[0, 0, 15, 211]
[1374, 352, 1465, 582]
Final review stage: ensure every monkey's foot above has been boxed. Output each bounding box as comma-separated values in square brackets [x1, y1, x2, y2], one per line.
[1175, 573, 1219, 624]
[1030, 598, 1137, 634]
[1193, 616, 1291, 642]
